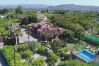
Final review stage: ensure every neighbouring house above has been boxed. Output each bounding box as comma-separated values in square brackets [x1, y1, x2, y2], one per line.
[17, 14, 27, 19]
[0, 15, 6, 18]
[37, 11, 47, 22]
[0, 37, 4, 48]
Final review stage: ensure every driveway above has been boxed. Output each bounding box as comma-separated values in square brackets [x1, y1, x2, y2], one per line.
[19, 28, 37, 43]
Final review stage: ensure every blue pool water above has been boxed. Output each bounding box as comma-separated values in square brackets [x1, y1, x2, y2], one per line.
[77, 50, 96, 62]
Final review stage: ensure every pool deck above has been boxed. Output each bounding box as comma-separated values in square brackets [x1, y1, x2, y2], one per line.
[74, 49, 96, 62]
[74, 52, 90, 62]
[94, 56, 99, 62]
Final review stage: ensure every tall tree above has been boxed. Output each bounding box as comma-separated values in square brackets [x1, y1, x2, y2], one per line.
[0, 8, 8, 14]
[15, 6, 22, 14]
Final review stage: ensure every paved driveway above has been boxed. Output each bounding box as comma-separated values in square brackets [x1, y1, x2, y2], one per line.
[19, 28, 37, 43]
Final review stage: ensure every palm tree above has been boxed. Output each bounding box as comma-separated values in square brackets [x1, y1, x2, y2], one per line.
[26, 27, 32, 41]
[7, 22, 21, 66]
[7, 22, 21, 45]
[43, 31, 49, 42]
[91, 21, 96, 34]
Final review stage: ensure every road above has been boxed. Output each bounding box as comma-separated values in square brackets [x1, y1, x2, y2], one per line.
[0, 54, 8, 66]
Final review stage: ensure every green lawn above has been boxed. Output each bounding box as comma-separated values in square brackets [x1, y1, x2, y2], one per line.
[66, 43, 84, 50]
[75, 44, 85, 51]
[66, 43, 75, 50]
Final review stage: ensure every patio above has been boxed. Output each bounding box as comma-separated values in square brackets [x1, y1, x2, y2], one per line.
[19, 28, 37, 43]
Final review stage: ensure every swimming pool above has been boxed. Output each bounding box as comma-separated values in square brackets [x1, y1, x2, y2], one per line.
[75, 49, 96, 62]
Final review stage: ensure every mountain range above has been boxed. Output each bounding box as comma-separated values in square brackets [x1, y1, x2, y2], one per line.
[0, 4, 99, 11]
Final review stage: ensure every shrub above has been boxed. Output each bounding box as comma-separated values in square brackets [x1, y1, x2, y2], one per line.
[21, 49, 33, 59]
[32, 57, 45, 66]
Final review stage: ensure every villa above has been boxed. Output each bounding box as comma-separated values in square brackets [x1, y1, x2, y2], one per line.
[37, 27, 64, 38]
[27, 21, 64, 40]
[17, 14, 27, 19]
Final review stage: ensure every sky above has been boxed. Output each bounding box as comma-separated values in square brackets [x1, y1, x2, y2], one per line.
[0, 0, 99, 6]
